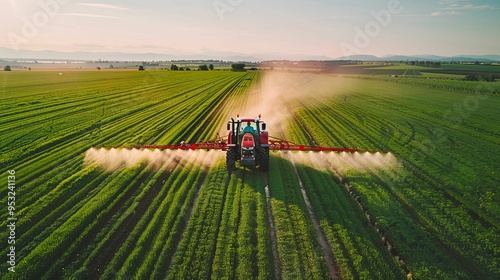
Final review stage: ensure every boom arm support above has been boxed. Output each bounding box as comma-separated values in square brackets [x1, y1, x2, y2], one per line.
[268, 137, 389, 153]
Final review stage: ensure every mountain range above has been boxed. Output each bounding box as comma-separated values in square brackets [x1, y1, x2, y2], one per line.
[337, 54, 500, 62]
[0, 47, 499, 62]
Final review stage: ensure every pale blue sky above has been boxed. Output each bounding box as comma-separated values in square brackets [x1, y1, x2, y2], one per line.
[1, 0, 498, 58]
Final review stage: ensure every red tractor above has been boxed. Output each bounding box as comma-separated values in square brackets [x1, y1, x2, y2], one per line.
[226, 114, 269, 172]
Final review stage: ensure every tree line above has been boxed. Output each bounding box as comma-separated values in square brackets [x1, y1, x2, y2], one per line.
[170, 64, 214, 71]
[406, 61, 441, 67]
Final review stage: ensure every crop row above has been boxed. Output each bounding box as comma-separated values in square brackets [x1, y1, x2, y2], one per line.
[268, 155, 331, 279]
[0, 71, 259, 278]
[102, 152, 209, 279]
[211, 168, 273, 279]
[281, 104, 405, 279]
[166, 159, 275, 279]
[355, 74, 500, 94]
[296, 162, 404, 279]
[285, 75, 499, 278]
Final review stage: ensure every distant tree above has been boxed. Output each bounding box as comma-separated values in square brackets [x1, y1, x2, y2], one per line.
[29, 67, 31, 70]
[179, 67, 185, 71]
[198, 64, 209, 71]
[478, 73, 495, 82]
[186, 67, 191, 71]
[138, 66, 145, 71]
[4, 65, 12, 71]
[170, 64, 178, 70]
[209, 64, 214, 70]
[231, 63, 246, 71]
[109, 64, 114, 69]
[485, 74, 493, 82]
[97, 67, 101, 70]
[464, 74, 479, 81]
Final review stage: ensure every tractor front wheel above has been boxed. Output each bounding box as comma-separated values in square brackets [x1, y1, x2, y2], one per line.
[259, 146, 269, 172]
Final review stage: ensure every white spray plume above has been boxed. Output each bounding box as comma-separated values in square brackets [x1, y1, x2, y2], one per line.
[84, 148, 223, 172]
[281, 151, 399, 175]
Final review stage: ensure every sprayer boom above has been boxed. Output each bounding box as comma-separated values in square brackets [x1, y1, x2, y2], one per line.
[268, 138, 390, 153]
[93, 139, 228, 151]
[93, 136, 389, 154]
[92, 114, 390, 173]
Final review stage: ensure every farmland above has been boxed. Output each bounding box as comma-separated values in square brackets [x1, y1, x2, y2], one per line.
[1, 69, 499, 279]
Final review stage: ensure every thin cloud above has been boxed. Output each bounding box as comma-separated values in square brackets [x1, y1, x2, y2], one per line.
[433, 1, 497, 16]
[77, 3, 130, 10]
[438, 0, 467, 4]
[393, 14, 428, 17]
[431, 11, 464, 16]
[443, 4, 497, 10]
[61, 13, 125, 19]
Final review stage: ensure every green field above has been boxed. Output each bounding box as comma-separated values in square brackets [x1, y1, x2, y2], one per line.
[1, 70, 499, 279]
[338, 63, 500, 82]
[366, 63, 500, 72]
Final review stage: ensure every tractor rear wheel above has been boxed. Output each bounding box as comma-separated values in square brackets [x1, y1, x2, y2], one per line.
[226, 147, 236, 173]
[259, 146, 269, 172]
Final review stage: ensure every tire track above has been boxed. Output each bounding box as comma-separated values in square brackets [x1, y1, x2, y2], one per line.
[320, 155, 411, 277]
[166, 166, 230, 278]
[276, 121, 339, 279]
[287, 101, 403, 278]
[286, 154, 340, 280]
[288, 83, 489, 278]
[262, 174, 282, 280]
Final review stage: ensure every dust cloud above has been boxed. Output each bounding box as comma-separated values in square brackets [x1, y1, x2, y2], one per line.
[84, 148, 223, 172]
[227, 72, 398, 173]
[223, 72, 350, 137]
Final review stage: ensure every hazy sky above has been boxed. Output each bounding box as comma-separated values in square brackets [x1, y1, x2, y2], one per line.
[1, 0, 499, 58]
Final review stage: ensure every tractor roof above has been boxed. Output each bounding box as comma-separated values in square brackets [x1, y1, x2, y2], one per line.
[239, 116, 261, 122]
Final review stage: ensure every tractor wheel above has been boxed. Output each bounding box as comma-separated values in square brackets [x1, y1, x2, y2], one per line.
[259, 146, 269, 172]
[226, 147, 236, 173]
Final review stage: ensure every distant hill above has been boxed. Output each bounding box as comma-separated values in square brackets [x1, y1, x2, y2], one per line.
[337, 54, 499, 62]
[0, 47, 498, 62]
[0, 47, 331, 62]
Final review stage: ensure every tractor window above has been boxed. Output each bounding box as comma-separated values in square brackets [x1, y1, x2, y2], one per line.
[241, 122, 257, 132]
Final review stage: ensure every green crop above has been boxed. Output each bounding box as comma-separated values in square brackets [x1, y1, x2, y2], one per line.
[0, 70, 498, 279]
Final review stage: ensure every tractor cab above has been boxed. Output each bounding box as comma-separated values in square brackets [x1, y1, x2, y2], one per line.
[241, 121, 257, 134]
